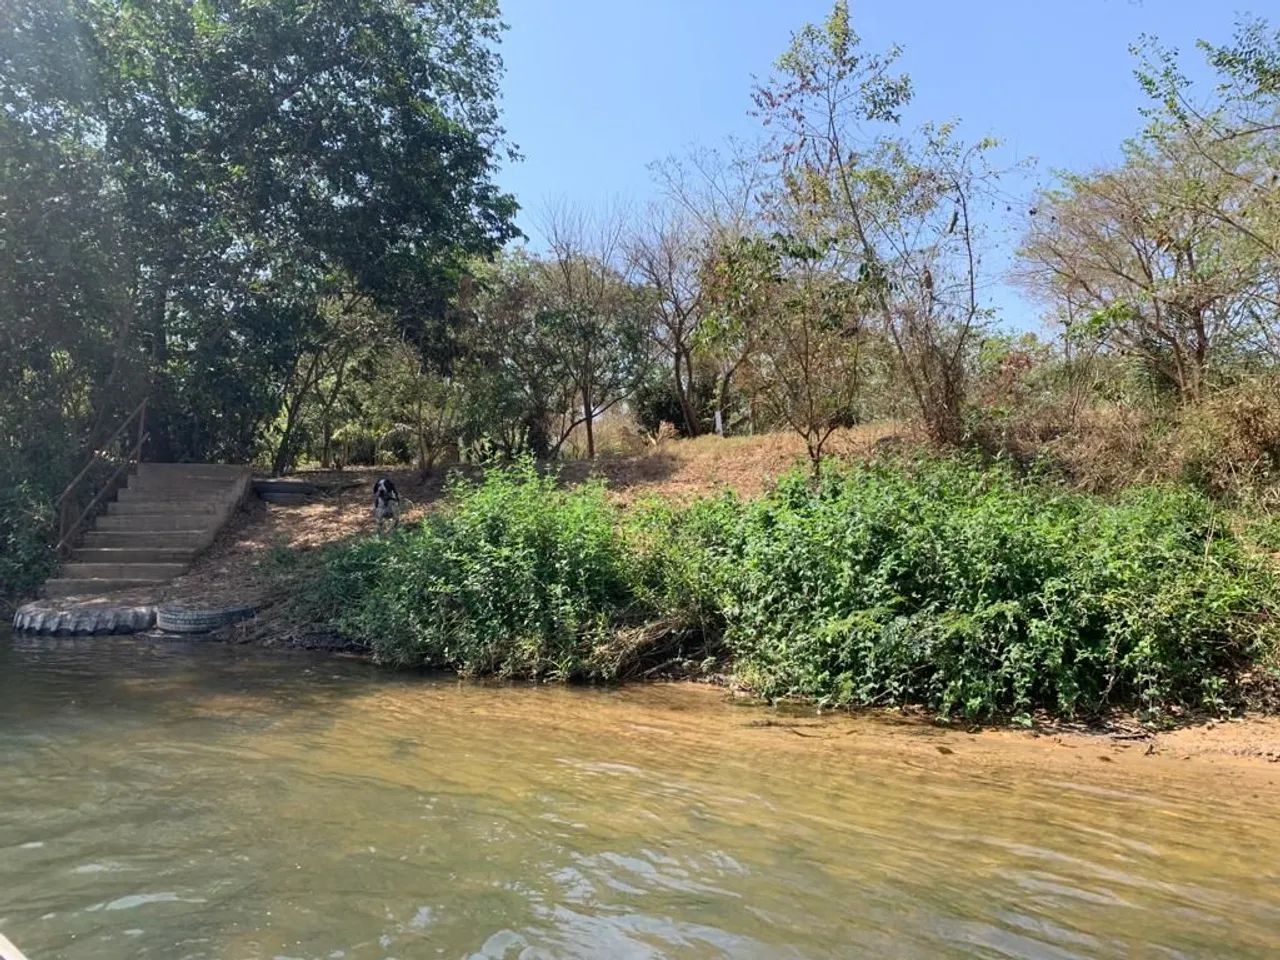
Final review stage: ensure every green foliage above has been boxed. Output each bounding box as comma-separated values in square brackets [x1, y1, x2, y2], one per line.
[453, 247, 653, 460]
[2, 0, 517, 466]
[305, 457, 1279, 720]
[312, 463, 638, 678]
[630, 369, 717, 437]
[715, 460, 1277, 719]
[620, 494, 738, 637]
[0, 452, 61, 605]
[0, 487, 55, 606]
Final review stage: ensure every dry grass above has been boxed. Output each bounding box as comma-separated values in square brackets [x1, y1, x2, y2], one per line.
[990, 381, 1280, 499]
[564, 423, 908, 505]
[558, 408, 650, 459]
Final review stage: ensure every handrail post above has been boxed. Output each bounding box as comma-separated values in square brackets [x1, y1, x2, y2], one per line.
[137, 396, 148, 465]
[58, 497, 70, 552]
[52, 395, 150, 558]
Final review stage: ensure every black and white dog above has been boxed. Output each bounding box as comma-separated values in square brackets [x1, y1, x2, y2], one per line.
[372, 477, 401, 534]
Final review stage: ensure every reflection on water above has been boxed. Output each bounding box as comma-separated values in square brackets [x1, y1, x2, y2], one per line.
[1, 630, 1278, 959]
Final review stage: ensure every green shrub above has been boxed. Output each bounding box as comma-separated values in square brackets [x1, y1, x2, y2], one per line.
[621, 493, 738, 635]
[316, 462, 639, 678]
[714, 459, 1278, 719]
[0, 450, 60, 606]
[0, 482, 56, 605]
[305, 456, 1280, 720]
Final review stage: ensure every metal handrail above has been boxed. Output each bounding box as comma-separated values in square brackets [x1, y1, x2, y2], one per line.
[54, 396, 149, 555]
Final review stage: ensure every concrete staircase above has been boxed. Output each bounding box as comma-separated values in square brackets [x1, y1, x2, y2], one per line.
[44, 463, 251, 597]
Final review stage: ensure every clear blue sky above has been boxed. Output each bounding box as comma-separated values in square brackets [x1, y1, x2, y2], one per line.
[496, 0, 1279, 328]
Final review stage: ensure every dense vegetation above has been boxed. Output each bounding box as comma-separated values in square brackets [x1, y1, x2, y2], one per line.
[301, 461, 1280, 721]
[1, 0, 517, 601]
[4, 0, 1280, 722]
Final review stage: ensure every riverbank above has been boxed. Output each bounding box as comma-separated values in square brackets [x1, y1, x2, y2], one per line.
[701, 689, 1280, 781]
[39, 427, 898, 642]
[257, 452, 1280, 724]
[7, 617, 1280, 778]
[15, 429, 1280, 732]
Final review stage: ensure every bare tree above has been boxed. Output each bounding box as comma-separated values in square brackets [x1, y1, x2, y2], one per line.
[650, 139, 768, 240]
[1017, 147, 1266, 401]
[540, 203, 648, 458]
[650, 141, 771, 435]
[1134, 21, 1280, 263]
[754, 1, 999, 444]
[627, 206, 705, 435]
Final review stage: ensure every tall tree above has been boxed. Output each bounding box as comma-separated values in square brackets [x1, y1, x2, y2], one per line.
[542, 207, 648, 458]
[651, 141, 768, 435]
[461, 251, 572, 457]
[0, 0, 139, 463]
[1, 0, 519, 464]
[1134, 17, 1280, 263]
[754, 1, 998, 443]
[627, 208, 706, 436]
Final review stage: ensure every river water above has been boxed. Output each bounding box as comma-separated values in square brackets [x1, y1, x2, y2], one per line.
[1, 632, 1278, 960]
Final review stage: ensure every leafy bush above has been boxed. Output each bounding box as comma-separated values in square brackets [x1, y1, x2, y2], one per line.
[0, 482, 56, 605]
[715, 459, 1278, 719]
[0, 449, 64, 606]
[630, 370, 717, 438]
[305, 456, 1280, 720]
[313, 462, 639, 677]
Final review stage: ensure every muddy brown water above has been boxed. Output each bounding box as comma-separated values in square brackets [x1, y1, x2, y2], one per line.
[1, 631, 1278, 960]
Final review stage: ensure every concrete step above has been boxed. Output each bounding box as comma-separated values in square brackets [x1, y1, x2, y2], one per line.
[82, 530, 211, 549]
[134, 464, 248, 482]
[43, 578, 168, 597]
[124, 477, 245, 495]
[41, 463, 250, 600]
[116, 486, 225, 503]
[260, 492, 315, 505]
[107, 500, 220, 516]
[71, 547, 200, 564]
[60, 562, 187, 580]
[94, 514, 217, 532]
[136, 461, 245, 471]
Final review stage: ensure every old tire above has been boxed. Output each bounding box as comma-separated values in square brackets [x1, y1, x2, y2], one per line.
[155, 603, 256, 634]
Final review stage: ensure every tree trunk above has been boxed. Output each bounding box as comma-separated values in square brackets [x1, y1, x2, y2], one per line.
[271, 419, 299, 477]
[714, 364, 735, 437]
[416, 396, 427, 473]
[582, 387, 596, 458]
[317, 358, 348, 469]
[673, 351, 698, 437]
[271, 352, 321, 476]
